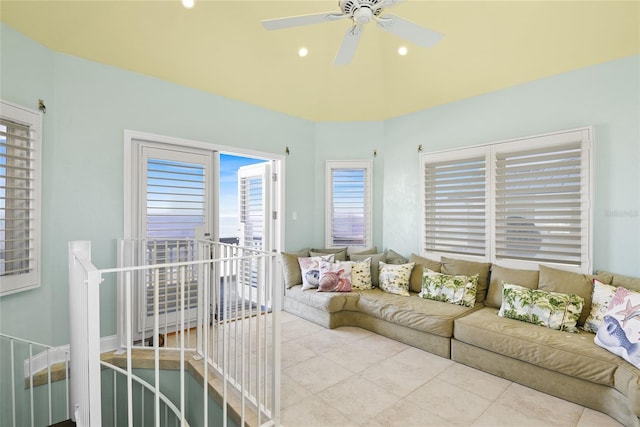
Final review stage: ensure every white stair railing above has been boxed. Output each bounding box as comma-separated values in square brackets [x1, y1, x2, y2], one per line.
[68, 239, 281, 427]
[0, 333, 70, 427]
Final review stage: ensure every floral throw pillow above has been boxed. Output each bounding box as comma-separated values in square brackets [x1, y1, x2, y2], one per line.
[318, 260, 353, 292]
[351, 257, 373, 290]
[298, 254, 335, 291]
[595, 287, 640, 368]
[498, 283, 584, 332]
[582, 279, 619, 333]
[378, 262, 415, 297]
[418, 269, 478, 307]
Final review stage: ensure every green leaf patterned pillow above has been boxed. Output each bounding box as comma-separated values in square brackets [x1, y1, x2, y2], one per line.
[498, 283, 585, 332]
[418, 269, 478, 307]
[378, 262, 415, 296]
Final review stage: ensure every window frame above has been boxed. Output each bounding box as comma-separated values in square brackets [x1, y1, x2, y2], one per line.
[325, 159, 373, 250]
[0, 100, 42, 296]
[420, 127, 593, 273]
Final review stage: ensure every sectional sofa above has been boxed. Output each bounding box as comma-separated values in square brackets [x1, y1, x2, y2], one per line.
[280, 248, 640, 427]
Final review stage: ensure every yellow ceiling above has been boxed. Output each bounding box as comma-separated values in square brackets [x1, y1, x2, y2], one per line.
[1, 0, 639, 122]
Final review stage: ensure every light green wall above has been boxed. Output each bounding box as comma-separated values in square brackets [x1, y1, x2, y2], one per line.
[313, 122, 385, 250]
[0, 23, 316, 345]
[383, 54, 640, 277]
[1, 21, 639, 352]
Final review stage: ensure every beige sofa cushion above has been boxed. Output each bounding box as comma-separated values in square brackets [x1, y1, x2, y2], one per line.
[285, 285, 358, 313]
[454, 307, 621, 387]
[538, 265, 613, 326]
[485, 265, 539, 309]
[598, 270, 640, 293]
[408, 253, 441, 293]
[441, 257, 491, 304]
[280, 249, 310, 288]
[355, 289, 477, 338]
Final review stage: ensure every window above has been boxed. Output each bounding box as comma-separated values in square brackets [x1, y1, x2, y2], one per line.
[0, 101, 42, 296]
[326, 160, 372, 249]
[421, 128, 592, 273]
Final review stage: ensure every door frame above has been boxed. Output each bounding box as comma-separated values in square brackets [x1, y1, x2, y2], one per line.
[122, 129, 285, 341]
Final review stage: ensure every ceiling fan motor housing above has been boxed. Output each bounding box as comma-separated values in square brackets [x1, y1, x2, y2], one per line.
[339, 0, 384, 19]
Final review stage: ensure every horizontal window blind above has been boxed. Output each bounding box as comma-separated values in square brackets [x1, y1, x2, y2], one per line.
[146, 158, 205, 239]
[423, 156, 487, 256]
[495, 141, 584, 265]
[1, 118, 35, 279]
[327, 161, 372, 248]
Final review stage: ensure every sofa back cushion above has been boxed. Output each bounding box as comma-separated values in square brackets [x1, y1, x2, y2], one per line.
[538, 264, 613, 326]
[485, 265, 539, 308]
[598, 270, 640, 293]
[280, 249, 310, 288]
[441, 257, 491, 304]
[409, 253, 441, 293]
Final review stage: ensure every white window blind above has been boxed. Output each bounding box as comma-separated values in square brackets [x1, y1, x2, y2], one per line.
[495, 141, 585, 266]
[0, 101, 41, 296]
[423, 153, 487, 257]
[146, 157, 206, 239]
[326, 160, 372, 248]
[421, 128, 592, 272]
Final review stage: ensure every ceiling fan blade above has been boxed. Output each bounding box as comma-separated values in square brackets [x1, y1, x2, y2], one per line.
[261, 12, 347, 31]
[334, 25, 364, 65]
[376, 14, 443, 48]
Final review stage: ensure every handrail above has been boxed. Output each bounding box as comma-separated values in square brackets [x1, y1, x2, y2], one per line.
[68, 238, 281, 427]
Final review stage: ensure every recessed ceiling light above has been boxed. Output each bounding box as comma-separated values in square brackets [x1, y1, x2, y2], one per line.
[182, 0, 195, 9]
[398, 46, 408, 56]
[298, 47, 309, 58]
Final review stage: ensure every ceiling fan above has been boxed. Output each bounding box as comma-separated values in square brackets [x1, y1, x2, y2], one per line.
[261, 0, 443, 65]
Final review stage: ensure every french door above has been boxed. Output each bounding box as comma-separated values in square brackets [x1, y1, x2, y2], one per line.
[136, 144, 217, 335]
[237, 162, 272, 308]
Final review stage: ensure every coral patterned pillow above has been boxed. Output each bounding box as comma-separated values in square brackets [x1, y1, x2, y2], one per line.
[378, 262, 415, 297]
[298, 254, 335, 291]
[318, 260, 352, 292]
[595, 287, 640, 368]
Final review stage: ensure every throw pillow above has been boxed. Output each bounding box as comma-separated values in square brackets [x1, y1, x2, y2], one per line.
[538, 265, 613, 326]
[318, 260, 353, 292]
[594, 287, 640, 368]
[441, 257, 491, 304]
[418, 269, 478, 307]
[350, 252, 386, 286]
[350, 247, 378, 257]
[310, 247, 348, 262]
[409, 254, 441, 294]
[280, 249, 310, 288]
[485, 264, 539, 309]
[298, 254, 335, 290]
[378, 262, 415, 297]
[384, 249, 408, 265]
[498, 283, 584, 332]
[351, 257, 373, 290]
[582, 279, 619, 333]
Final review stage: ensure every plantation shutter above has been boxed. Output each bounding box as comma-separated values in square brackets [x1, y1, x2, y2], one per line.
[423, 154, 487, 256]
[140, 146, 213, 323]
[494, 140, 586, 266]
[0, 117, 38, 287]
[326, 161, 372, 248]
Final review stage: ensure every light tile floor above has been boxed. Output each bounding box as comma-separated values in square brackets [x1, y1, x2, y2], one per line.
[279, 310, 623, 427]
